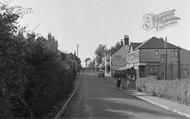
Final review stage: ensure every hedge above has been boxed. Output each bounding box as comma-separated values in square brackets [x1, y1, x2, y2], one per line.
[0, 3, 82, 118]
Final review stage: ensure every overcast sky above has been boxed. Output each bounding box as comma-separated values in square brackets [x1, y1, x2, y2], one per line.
[12, 0, 190, 66]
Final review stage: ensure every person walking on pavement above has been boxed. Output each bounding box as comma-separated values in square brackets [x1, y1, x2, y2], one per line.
[126, 74, 131, 89]
[116, 76, 121, 89]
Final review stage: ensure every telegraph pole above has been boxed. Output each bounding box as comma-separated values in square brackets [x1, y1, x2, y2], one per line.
[164, 37, 167, 80]
[77, 43, 79, 57]
[76, 44, 79, 75]
[178, 46, 181, 80]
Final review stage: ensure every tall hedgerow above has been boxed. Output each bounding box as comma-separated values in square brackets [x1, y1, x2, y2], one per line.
[0, 2, 32, 118]
[0, 2, 81, 118]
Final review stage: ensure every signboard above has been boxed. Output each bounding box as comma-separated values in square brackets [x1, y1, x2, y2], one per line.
[127, 50, 139, 63]
[143, 9, 180, 31]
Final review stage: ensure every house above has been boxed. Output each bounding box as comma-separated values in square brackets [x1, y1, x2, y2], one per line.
[124, 36, 190, 80]
[46, 33, 58, 52]
[179, 48, 190, 78]
[118, 42, 142, 71]
[109, 35, 130, 76]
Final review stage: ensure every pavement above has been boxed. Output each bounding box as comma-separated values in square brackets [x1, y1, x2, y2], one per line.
[111, 78, 190, 119]
[60, 72, 190, 119]
[123, 89, 190, 119]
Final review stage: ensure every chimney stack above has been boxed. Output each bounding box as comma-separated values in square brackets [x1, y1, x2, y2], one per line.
[124, 35, 129, 45]
[121, 39, 123, 46]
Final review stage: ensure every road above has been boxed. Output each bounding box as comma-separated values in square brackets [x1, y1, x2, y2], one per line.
[62, 72, 188, 119]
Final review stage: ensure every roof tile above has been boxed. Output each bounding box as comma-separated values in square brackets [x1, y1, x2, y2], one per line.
[136, 37, 179, 49]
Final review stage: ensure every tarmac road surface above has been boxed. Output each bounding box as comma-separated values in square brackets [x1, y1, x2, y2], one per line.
[62, 72, 188, 119]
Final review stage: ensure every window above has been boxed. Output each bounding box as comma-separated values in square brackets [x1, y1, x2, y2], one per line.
[171, 50, 174, 57]
[184, 70, 187, 77]
[181, 70, 187, 77]
[160, 54, 165, 63]
[139, 66, 145, 78]
[171, 49, 178, 57]
[174, 50, 178, 57]
[154, 50, 159, 56]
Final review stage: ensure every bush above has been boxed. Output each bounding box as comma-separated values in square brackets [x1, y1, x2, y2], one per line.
[0, 3, 81, 118]
[22, 34, 80, 118]
[136, 77, 190, 106]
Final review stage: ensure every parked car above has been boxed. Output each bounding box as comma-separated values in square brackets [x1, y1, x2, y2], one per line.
[98, 70, 105, 77]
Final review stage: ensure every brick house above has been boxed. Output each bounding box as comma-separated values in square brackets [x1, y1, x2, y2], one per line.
[179, 48, 190, 78]
[109, 35, 130, 76]
[125, 36, 190, 80]
[107, 35, 141, 77]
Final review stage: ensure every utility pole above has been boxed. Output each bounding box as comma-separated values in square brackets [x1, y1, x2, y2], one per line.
[76, 44, 79, 74]
[178, 46, 181, 80]
[74, 50, 77, 71]
[77, 43, 79, 57]
[164, 37, 167, 80]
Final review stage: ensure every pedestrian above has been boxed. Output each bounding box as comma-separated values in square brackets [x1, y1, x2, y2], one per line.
[116, 76, 121, 89]
[125, 74, 129, 89]
[126, 74, 131, 89]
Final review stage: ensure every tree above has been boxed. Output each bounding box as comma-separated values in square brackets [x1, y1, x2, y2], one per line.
[88, 59, 95, 69]
[95, 44, 107, 65]
[85, 58, 91, 68]
[23, 33, 82, 118]
[0, 2, 32, 118]
[0, 2, 82, 118]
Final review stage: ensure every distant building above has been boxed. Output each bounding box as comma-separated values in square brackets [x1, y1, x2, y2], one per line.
[110, 35, 130, 76]
[104, 51, 111, 77]
[45, 33, 58, 52]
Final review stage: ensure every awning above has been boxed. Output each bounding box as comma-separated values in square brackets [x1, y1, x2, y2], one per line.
[111, 66, 120, 70]
[118, 64, 133, 70]
[118, 66, 128, 71]
[98, 62, 105, 68]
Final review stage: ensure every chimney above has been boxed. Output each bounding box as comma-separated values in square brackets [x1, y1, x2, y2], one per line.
[124, 35, 129, 45]
[121, 39, 123, 46]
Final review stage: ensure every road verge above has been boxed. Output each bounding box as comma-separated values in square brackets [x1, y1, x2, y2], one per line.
[54, 77, 80, 119]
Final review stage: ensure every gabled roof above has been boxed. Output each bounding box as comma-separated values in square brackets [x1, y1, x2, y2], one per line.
[130, 42, 142, 50]
[110, 46, 122, 55]
[136, 37, 179, 50]
[111, 45, 130, 56]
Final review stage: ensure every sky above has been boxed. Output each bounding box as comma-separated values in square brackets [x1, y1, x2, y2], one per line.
[11, 0, 190, 66]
